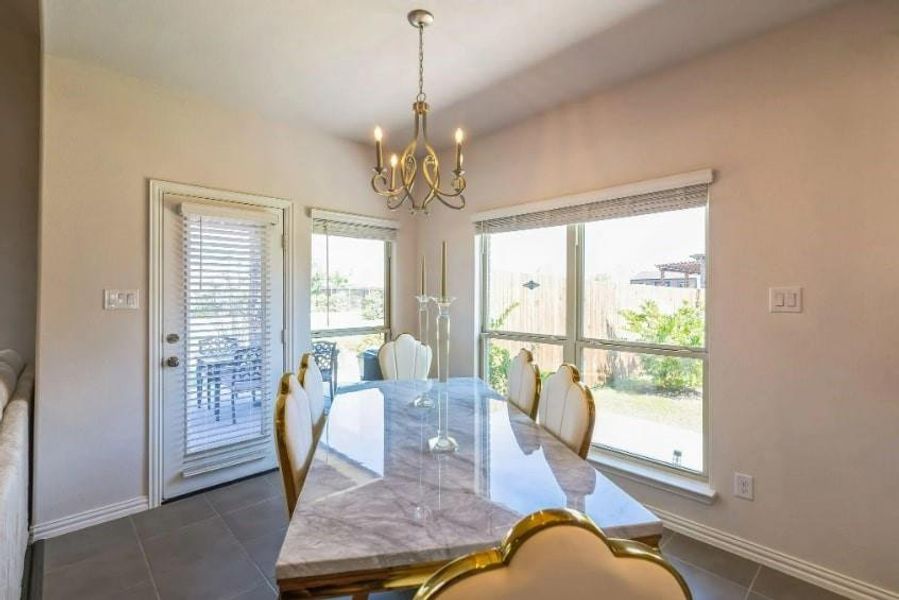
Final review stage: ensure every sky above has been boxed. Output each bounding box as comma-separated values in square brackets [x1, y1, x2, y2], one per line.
[311, 234, 386, 287]
[490, 207, 706, 283]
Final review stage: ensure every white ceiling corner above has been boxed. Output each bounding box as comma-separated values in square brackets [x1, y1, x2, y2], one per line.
[43, 0, 843, 142]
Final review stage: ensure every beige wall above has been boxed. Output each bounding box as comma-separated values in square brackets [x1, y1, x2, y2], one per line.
[35, 55, 417, 526]
[418, 1, 899, 591]
[0, 21, 39, 359]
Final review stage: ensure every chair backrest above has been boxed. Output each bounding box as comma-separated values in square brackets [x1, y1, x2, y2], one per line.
[273, 372, 314, 515]
[298, 353, 326, 433]
[507, 348, 540, 419]
[536, 364, 595, 458]
[310, 340, 337, 373]
[414, 508, 691, 600]
[0, 349, 25, 375]
[231, 346, 262, 387]
[378, 333, 431, 380]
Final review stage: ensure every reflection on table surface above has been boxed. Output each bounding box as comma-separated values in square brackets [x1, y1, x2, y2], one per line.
[277, 377, 661, 580]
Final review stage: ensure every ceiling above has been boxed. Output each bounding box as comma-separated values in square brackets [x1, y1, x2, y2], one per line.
[44, 0, 842, 143]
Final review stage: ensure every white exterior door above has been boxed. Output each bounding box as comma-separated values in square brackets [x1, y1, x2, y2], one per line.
[159, 192, 284, 500]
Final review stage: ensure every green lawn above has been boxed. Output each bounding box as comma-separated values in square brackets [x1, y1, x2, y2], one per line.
[590, 386, 702, 432]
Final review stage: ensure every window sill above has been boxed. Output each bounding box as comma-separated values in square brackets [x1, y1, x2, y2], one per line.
[588, 450, 718, 505]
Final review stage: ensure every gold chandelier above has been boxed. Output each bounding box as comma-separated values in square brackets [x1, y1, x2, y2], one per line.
[370, 9, 466, 215]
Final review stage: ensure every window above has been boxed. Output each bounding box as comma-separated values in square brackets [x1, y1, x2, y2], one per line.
[481, 226, 567, 396]
[310, 211, 396, 387]
[478, 175, 709, 475]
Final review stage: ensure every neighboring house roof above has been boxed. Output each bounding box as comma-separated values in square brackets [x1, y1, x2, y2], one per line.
[656, 260, 701, 275]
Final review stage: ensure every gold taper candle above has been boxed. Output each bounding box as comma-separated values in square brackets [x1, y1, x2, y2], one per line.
[420, 256, 426, 295]
[373, 126, 383, 172]
[441, 241, 448, 297]
[389, 153, 398, 188]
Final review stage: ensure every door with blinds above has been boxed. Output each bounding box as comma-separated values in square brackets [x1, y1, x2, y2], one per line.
[160, 193, 284, 500]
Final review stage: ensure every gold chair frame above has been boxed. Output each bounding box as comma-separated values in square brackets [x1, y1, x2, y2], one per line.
[541, 363, 596, 459]
[377, 331, 431, 380]
[298, 352, 326, 438]
[274, 372, 310, 516]
[413, 508, 691, 600]
[510, 348, 541, 420]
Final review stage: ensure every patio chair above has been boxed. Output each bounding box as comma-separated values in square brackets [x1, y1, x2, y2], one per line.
[196, 335, 240, 422]
[311, 341, 338, 398]
[229, 345, 263, 410]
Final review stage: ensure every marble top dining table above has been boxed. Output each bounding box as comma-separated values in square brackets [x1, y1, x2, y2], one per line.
[276, 377, 662, 598]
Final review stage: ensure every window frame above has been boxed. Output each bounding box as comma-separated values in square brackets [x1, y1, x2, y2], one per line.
[310, 233, 393, 348]
[479, 207, 709, 480]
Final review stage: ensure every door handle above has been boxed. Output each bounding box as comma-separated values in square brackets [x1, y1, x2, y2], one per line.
[166, 356, 181, 368]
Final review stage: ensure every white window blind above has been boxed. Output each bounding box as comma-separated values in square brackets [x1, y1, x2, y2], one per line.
[473, 171, 712, 235]
[179, 207, 275, 476]
[311, 208, 399, 241]
[476, 184, 708, 234]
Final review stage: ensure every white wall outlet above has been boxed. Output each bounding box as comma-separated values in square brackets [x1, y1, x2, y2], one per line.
[769, 286, 802, 313]
[734, 472, 754, 500]
[104, 289, 140, 310]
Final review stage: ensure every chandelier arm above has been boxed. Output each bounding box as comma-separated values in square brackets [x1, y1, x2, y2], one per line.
[432, 180, 467, 198]
[371, 171, 404, 198]
[434, 190, 466, 210]
[386, 192, 407, 210]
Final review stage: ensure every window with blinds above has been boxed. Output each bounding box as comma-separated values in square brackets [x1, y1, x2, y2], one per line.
[477, 171, 711, 476]
[309, 209, 397, 386]
[179, 207, 275, 475]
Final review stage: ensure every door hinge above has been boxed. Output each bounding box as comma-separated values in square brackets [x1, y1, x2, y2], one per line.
[280, 234, 285, 249]
[281, 329, 286, 344]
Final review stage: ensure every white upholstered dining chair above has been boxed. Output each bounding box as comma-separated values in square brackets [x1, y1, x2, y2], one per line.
[507, 348, 540, 420]
[274, 372, 314, 515]
[413, 508, 691, 600]
[378, 333, 432, 380]
[298, 353, 327, 436]
[536, 364, 595, 459]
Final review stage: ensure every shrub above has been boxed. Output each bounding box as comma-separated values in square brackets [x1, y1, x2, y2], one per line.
[620, 300, 703, 393]
[486, 301, 520, 394]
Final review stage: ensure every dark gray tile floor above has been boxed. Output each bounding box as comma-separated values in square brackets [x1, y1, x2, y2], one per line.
[37, 471, 848, 600]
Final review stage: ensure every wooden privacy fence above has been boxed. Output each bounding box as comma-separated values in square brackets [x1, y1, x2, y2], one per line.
[488, 271, 703, 384]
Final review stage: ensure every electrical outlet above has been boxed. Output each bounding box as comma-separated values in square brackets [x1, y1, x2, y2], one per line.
[734, 472, 754, 500]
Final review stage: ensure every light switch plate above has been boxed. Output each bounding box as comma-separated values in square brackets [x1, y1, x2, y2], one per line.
[769, 286, 802, 313]
[104, 289, 140, 310]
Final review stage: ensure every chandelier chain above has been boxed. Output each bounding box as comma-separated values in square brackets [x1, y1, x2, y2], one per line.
[416, 24, 426, 102]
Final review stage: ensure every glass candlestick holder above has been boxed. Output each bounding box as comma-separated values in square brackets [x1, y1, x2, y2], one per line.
[428, 387, 458, 454]
[413, 294, 434, 407]
[416, 294, 431, 348]
[431, 296, 455, 384]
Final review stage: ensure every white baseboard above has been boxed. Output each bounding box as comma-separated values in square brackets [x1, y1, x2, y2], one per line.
[30, 496, 149, 541]
[649, 506, 898, 600]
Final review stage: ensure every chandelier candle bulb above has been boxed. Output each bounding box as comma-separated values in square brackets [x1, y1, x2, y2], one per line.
[389, 153, 398, 188]
[454, 129, 464, 173]
[373, 126, 384, 172]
